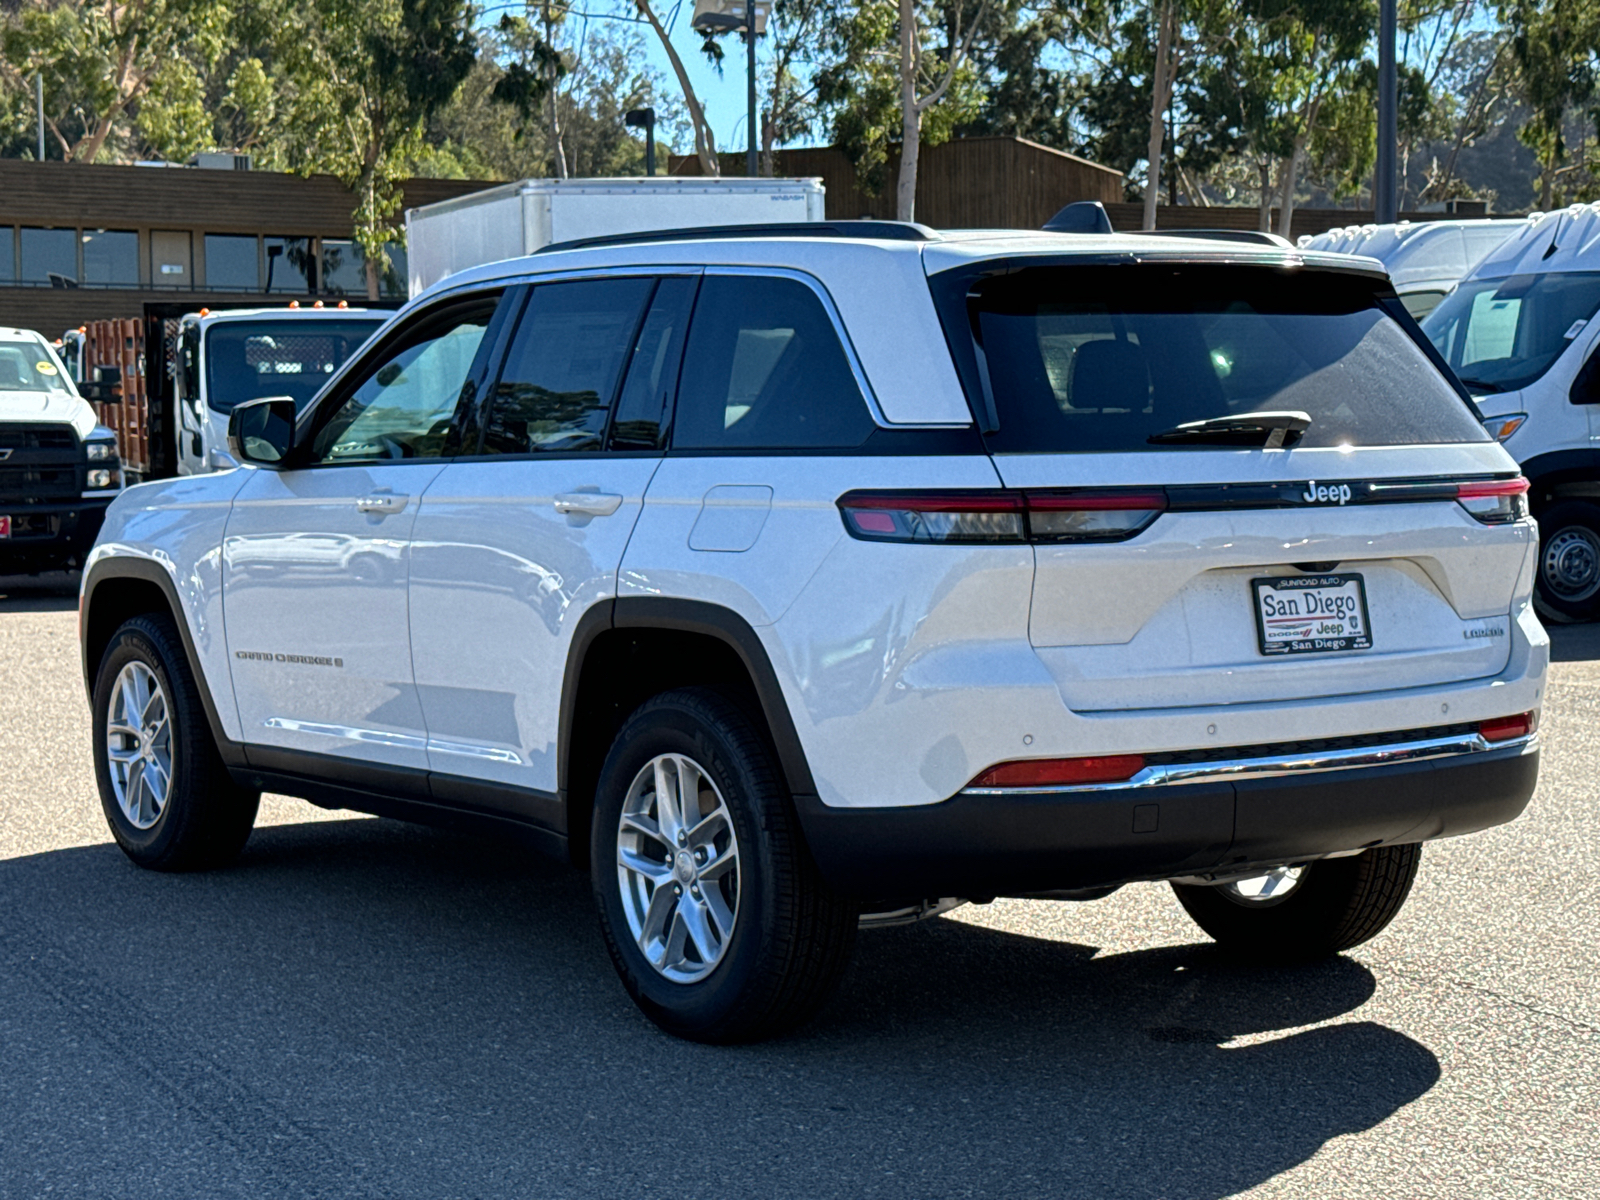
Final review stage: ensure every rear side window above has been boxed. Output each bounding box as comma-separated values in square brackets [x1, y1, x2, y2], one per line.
[483, 277, 654, 454]
[953, 264, 1487, 452]
[673, 275, 874, 451]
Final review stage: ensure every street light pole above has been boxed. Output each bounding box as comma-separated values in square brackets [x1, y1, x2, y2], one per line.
[1375, 0, 1398, 223]
[746, 20, 757, 177]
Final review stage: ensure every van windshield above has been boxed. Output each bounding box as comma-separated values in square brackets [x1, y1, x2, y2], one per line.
[204, 319, 383, 413]
[944, 263, 1486, 452]
[1422, 271, 1600, 394]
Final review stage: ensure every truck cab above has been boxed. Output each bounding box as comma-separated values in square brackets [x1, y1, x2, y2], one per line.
[173, 307, 387, 475]
[0, 326, 122, 572]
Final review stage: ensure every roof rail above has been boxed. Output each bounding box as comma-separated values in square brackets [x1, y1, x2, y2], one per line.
[1138, 229, 1295, 248]
[537, 220, 939, 254]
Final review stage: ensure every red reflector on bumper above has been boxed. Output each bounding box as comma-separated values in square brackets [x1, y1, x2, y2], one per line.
[969, 754, 1147, 789]
[1479, 712, 1536, 742]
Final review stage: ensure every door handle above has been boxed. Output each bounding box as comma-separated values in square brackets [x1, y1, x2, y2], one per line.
[554, 492, 623, 517]
[356, 492, 409, 515]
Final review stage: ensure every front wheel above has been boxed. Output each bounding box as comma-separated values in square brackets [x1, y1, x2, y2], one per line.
[1171, 844, 1422, 961]
[92, 614, 260, 871]
[1535, 500, 1600, 623]
[592, 688, 857, 1043]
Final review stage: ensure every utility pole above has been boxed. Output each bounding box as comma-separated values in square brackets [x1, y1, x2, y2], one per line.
[1375, 0, 1398, 223]
[35, 74, 45, 162]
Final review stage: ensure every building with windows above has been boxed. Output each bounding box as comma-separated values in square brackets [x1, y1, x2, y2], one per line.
[0, 160, 495, 333]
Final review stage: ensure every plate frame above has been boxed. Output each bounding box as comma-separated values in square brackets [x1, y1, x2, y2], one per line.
[1251, 573, 1373, 657]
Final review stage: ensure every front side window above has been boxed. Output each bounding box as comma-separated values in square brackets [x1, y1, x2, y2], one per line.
[0, 340, 70, 392]
[204, 319, 385, 413]
[307, 299, 498, 465]
[672, 275, 873, 450]
[480, 277, 655, 455]
[1423, 272, 1600, 394]
[955, 263, 1487, 452]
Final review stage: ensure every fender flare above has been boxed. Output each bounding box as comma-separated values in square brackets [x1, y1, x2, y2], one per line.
[79, 556, 245, 766]
[558, 597, 818, 801]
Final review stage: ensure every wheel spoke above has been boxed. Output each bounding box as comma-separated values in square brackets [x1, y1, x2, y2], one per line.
[639, 880, 678, 960]
[685, 807, 729, 853]
[676, 757, 704, 830]
[107, 744, 141, 765]
[698, 843, 738, 883]
[653, 758, 682, 843]
[663, 906, 690, 970]
[679, 894, 719, 964]
[618, 846, 672, 887]
[619, 810, 666, 849]
[703, 888, 736, 942]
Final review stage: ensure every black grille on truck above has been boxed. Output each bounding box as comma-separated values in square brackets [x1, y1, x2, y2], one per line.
[0, 424, 80, 503]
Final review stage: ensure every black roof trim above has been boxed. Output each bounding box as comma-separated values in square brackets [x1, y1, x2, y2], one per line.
[536, 220, 939, 254]
[1136, 229, 1295, 247]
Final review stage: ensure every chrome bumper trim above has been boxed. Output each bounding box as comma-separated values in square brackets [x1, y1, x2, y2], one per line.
[961, 731, 1538, 796]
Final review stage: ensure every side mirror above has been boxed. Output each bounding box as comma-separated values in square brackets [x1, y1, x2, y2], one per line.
[227, 396, 298, 466]
[1570, 351, 1600, 405]
[80, 365, 123, 403]
[207, 446, 240, 471]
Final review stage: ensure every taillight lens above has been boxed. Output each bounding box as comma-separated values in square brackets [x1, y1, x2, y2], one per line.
[838, 491, 1025, 543]
[1479, 711, 1537, 742]
[1456, 477, 1530, 524]
[838, 490, 1166, 544]
[968, 755, 1147, 789]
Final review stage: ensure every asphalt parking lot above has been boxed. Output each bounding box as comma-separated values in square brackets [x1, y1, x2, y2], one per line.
[0, 574, 1594, 1200]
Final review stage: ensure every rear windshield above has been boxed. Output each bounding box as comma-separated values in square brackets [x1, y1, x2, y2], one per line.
[949, 264, 1487, 452]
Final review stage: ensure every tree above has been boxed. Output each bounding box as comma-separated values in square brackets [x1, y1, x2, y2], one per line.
[635, 0, 719, 174]
[896, 0, 990, 220]
[1503, 0, 1599, 207]
[0, 0, 230, 162]
[276, 0, 477, 296]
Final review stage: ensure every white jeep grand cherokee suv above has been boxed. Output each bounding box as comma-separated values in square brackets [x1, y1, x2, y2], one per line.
[80, 222, 1546, 1043]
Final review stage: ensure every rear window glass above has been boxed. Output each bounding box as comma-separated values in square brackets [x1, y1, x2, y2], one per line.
[205, 319, 383, 413]
[957, 264, 1487, 452]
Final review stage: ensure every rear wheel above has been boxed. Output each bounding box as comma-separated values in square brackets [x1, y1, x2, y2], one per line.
[1534, 500, 1600, 622]
[1171, 844, 1422, 961]
[592, 688, 857, 1043]
[92, 614, 259, 871]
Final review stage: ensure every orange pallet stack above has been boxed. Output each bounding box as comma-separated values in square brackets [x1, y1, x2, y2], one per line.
[83, 318, 151, 474]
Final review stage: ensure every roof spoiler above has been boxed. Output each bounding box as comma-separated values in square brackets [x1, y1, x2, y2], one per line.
[1043, 201, 1114, 234]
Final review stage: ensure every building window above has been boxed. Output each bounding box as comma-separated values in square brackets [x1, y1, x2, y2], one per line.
[204, 234, 259, 291]
[320, 240, 407, 299]
[81, 229, 139, 287]
[20, 227, 77, 286]
[0, 229, 13, 283]
[263, 236, 315, 293]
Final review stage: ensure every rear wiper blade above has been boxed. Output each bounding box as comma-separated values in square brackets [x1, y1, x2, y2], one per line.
[1147, 410, 1312, 448]
[1455, 377, 1504, 394]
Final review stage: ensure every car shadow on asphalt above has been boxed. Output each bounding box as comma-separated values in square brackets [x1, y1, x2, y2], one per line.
[0, 571, 78, 613]
[0, 816, 1439, 1200]
[1547, 620, 1600, 662]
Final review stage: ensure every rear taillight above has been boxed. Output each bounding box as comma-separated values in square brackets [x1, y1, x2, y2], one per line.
[1455, 477, 1530, 525]
[1479, 711, 1537, 742]
[838, 490, 1166, 544]
[968, 755, 1147, 789]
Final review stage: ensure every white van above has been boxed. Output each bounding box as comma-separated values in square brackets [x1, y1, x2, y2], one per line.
[1422, 203, 1600, 620]
[1302, 219, 1528, 319]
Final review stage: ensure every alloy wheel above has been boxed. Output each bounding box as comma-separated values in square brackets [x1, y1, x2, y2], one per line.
[616, 753, 741, 984]
[105, 662, 173, 830]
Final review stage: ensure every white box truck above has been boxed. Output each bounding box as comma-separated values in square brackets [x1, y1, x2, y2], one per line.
[405, 176, 828, 297]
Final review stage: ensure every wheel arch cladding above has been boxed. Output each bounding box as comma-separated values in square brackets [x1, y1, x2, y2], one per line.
[561, 598, 816, 869]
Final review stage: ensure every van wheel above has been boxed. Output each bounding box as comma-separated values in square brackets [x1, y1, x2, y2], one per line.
[591, 688, 857, 1043]
[92, 615, 260, 871]
[1170, 844, 1421, 961]
[1535, 500, 1600, 623]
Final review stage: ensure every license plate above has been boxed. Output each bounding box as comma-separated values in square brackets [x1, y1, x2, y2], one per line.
[1252, 574, 1372, 656]
[0, 516, 10, 539]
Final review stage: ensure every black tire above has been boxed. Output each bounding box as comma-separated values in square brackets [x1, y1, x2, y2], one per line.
[591, 687, 857, 1043]
[1171, 844, 1422, 961]
[92, 614, 259, 871]
[1534, 500, 1600, 623]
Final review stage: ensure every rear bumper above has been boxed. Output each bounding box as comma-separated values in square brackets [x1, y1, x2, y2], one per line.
[796, 738, 1539, 899]
[0, 497, 112, 570]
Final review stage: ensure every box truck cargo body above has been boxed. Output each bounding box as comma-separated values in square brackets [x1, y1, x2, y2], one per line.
[405, 177, 827, 297]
